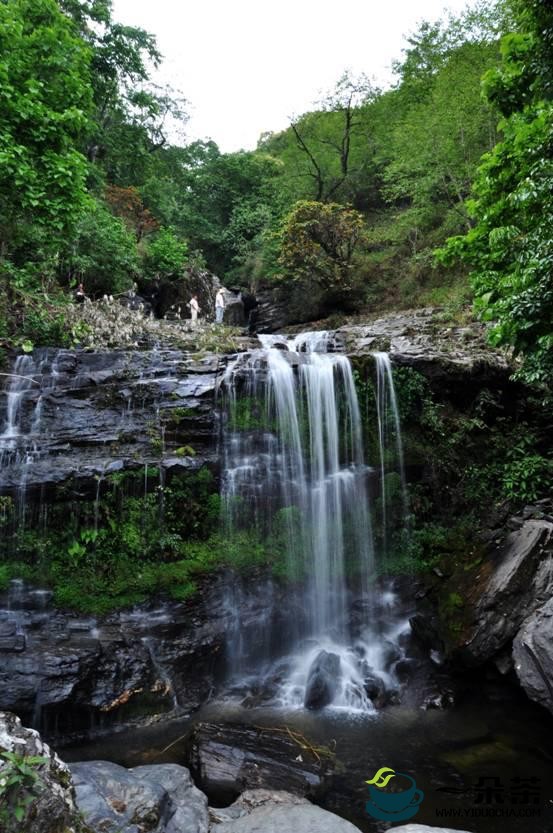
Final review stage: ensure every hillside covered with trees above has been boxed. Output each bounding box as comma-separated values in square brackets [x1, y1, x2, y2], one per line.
[0, 0, 551, 386]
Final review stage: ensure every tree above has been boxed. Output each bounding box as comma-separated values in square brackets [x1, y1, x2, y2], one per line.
[60, 0, 188, 185]
[439, 0, 553, 385]
[0, 0, 92, 262]
[105, 185, 158, 240]
[146, 144, 282, 279]
[280, 73, 378, 204]
[383, 40, 500, 240]
[61, 199, 139, 295]
[143, 228, 188, 282]
[278, 200, 365, 291]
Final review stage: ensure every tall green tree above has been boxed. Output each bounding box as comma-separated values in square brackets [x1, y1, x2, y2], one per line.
[0, 0, 92, 266]
[440, 0, 553, 385]
[61, 0, 188, 186]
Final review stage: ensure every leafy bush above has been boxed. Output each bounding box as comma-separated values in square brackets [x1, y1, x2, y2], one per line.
[62, 199, 139, 296]
[143, 227, 188, 281]
[0, 751, 48, 831]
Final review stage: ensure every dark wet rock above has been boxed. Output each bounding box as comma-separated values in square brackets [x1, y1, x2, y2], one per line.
[409, 613, 445, 655]
[0, 633, 25, 651]
[513, 597, 553, 716]
[362, 672, 386, 707]
[0, 347, 220, 495]
[0, 573, 301, 743]
[209, 788, 363, 832]
[70, 760, 208, 833]
[493, 649, 514, 676]
[188, 722, 333, 804]
[422, 684, 456, 710]
[0, 577, 233, 742]
[0, 711, 83, 833]
[254, 286, 328, 334]
[224, 299, 246, 327]
[304, 650, 342, 710]
[394, 657, 417, 683]
[459, 520, 553, 665]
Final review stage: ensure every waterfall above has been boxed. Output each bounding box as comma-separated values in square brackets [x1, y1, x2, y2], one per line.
[0, 355, 41, 532]
[1, 355, 36, 454]
[220, 333, 401, 711]
[373, 352, 409, 554]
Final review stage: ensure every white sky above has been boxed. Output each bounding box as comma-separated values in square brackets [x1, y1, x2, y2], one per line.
[112, 0, 479, 152]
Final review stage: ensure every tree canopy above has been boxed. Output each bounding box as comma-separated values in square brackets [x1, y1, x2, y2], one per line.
[440, 0, 553, 385]
[4, 0, 551, 383]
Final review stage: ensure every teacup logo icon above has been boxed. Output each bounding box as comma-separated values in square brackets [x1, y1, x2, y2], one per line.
[365, 766, 425, 822]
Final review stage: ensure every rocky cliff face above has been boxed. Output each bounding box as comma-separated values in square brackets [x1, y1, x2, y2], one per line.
[338, 308, 511, 383]
[0, 346, 222, 496]
[411, 506, 553, 715]
[1, 308, 551, 735]
[0, 577, 232, 740]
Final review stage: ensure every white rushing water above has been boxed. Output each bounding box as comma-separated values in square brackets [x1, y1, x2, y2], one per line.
[220, 332, 410, 712]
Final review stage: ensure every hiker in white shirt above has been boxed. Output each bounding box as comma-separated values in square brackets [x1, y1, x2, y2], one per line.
[215, 287, 225, 324]
[188, 294, 200, 325]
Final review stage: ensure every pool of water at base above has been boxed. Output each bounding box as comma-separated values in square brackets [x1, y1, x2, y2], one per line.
[61, 688, 553, 833]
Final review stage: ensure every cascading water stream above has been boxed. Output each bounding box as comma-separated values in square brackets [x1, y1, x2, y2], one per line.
[373, 352, 409, 553]
[219, 333, 411, 712]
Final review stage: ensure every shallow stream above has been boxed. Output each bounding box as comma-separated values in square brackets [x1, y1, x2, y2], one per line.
[62, 687, 553, 833]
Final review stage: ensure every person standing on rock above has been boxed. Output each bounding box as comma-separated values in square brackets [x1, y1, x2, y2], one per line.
[188, 294, 200, 325]
[215, 287, 225, 324]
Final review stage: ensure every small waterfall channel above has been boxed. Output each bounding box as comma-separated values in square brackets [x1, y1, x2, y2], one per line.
[219, 332, 410, 712]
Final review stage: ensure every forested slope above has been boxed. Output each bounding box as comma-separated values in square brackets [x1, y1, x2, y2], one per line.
[0, 0, 551, 391]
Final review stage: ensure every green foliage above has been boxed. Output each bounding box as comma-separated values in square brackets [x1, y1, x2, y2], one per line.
[229, 395, 268, 432]
[143, 227, 188, 282]
[440, 0, 553, 387]
[150, 145, 283, 279]
[0, 751, 48, 831]
[263, 72, 378, 206]
[2, 468, 224, 613]
[62, 198, 139, 295]
[502, 455, 551, 503]
[382, 521, 472, 575]
[0, 0, 92, 257]
[278, 200, 365, 292]
[383, 41, 499, 238]
[0, 0, 514, 338]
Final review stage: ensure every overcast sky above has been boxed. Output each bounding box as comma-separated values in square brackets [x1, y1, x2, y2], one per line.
[112, 0, 479, 152]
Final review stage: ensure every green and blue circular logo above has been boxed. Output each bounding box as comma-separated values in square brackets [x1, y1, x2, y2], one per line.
[365, 766, 425, 822]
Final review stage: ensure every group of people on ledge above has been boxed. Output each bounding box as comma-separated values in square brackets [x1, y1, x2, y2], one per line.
[74, 282, 228, 325]
[188, 286, 226, 325]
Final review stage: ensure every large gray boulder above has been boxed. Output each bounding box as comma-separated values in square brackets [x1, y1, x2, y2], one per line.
[209, 789, 362, 832]
[460, 519, 553, 664]
[0, 711, 82, 833]
[70, 760, 209, 833]
[513, 596, 553, 715]
[304, 649, 341, 709]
